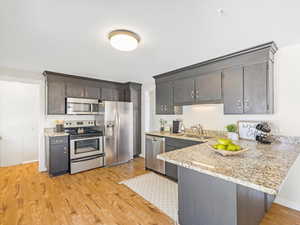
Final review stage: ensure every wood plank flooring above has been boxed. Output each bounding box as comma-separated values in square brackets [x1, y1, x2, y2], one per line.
[0, 158, 299, 225]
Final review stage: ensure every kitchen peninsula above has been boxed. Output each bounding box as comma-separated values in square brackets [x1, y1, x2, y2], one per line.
[156, 134, 300, 225]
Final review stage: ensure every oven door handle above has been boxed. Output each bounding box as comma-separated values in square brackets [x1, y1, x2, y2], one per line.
[72, 154, 104, 163]
[71, 136, 103, 142]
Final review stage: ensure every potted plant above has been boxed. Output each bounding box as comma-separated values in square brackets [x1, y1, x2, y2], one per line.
[226, 124, 239, 141]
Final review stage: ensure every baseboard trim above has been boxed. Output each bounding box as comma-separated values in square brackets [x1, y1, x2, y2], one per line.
[22, 160, 38, 164]
[275, 196, 300, 211]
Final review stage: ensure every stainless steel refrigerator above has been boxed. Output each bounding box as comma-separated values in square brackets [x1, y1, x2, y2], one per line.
[104, 101, 133, 166]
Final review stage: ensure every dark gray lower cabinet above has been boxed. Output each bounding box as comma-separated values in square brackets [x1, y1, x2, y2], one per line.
[165, 138, 200, 181]
[165, 145, 178, 181]
[178, 166, 275, 225]
[46, 136, 69, 176]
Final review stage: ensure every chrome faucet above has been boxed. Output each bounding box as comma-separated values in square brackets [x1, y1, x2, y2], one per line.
[191, 124, 204, 136]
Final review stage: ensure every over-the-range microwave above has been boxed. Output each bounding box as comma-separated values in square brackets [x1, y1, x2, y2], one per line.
[66, 97, 104, 115]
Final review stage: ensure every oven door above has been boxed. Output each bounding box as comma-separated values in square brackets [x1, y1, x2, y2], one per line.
[70, 136, 104, 159]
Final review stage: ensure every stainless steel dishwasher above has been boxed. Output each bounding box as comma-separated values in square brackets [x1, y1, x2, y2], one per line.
[145, 135, 165, 174]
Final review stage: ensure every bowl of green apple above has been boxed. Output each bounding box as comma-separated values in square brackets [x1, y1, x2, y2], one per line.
[207, 138, 248, 156]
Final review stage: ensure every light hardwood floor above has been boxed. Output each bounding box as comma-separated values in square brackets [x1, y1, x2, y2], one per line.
[0, 158, 300, 225]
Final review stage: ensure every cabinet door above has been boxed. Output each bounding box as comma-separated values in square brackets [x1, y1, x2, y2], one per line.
[66, 82, 85, 98]
[195, 71, 222, 103]
[50, 141, 69, 175]
[243, 63, 268, 114]
[85, 86, 100, 99]
[101, 87, 113, 101]
[156, 82, 173, 114]
[165, 145, 178, 181]
[173, 78, 195, 105]
[223, 67, 244, 114]
[47, 76, 66, 115]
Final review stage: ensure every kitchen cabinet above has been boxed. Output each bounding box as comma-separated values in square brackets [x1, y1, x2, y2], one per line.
[173, 77, 195, 105]
[223, 67, 244, 114]
[243, 63, 269, 114]
[153, 42, 277, 115]
[45, 136, 69, 176]
[124, 82, 142, 157]
[66, 79, 86, 98]
[101, 86, 122, 101]
[173, 71, 222, 106]
[66, 79, 101, 99]
[156, 81, 174, 114]
[165, 137, 200, 181]
[44, 71, 135, 115]
[46, 75, 66, 115]
[195, 71, 222, 103]
[85, 86, 101, 99]
[223, 63, 271, 114]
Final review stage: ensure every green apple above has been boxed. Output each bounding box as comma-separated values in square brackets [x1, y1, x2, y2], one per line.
[226, 144, 237, 151]
[216, 144, 226, 150]
[217, 138, 232, 145]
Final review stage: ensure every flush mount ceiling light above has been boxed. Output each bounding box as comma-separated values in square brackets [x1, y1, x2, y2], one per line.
[108, 29, 140, 51]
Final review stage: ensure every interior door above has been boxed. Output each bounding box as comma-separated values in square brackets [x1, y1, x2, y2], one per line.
[0, 80, 39, 167]
[104, 101, 118, 165]
[116, 102, 133, 163]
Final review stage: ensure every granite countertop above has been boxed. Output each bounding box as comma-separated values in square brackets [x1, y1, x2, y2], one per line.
[153, 132, 300, 195]
[44, 128, 69, 137]
[145, 131, 214, 143]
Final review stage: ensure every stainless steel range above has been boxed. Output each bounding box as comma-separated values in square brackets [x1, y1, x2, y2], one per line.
[64, 120, 105, 174]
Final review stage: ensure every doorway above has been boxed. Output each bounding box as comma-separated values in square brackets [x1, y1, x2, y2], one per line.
[0, 80, 40, 167]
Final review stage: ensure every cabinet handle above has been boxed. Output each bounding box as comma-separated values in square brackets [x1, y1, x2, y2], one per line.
[191, 91, 194, 98]
[196, 90, 199, 98]
[244, 99, 250, 112]
[164, 105, 168, 112]
[236, 99, 243, 109]
[160, 105, 164, 111]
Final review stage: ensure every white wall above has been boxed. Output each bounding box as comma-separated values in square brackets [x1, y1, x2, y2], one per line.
[143, 44, 300, 210]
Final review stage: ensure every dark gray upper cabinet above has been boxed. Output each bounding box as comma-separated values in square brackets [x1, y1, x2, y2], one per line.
[153, 42, 277, 115]
[44, 71, 137, 115]
[173, 78, 195, 105]
[195, 71, 222, 103]
[101, 86, 121, 101]
[46, 75, 66, 115]
[223, 67, 244, 114]
[85, 86, 101, 99]
[243, 63, 268, 114]
[156, 81, 174, 114]
[223, 63, 271, 114]
[66, 79, 86, 98]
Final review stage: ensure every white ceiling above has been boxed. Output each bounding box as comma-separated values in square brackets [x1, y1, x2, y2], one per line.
[1, 0, 300, 83]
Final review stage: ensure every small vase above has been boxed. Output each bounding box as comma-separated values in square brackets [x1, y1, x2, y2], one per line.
[227, 132, 239, 141]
